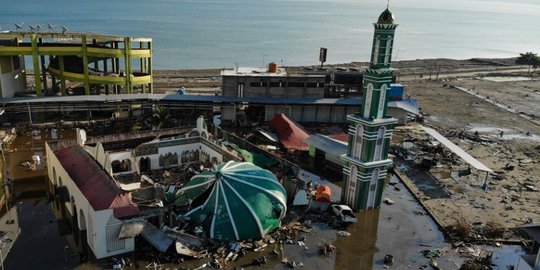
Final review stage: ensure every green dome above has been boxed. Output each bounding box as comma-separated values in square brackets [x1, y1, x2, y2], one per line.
[179, 161, 287, 241]
[377, 8, 395, 24]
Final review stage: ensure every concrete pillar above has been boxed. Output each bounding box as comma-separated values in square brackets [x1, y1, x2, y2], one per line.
[30, 35, 42, 96]
[81, 36, 90, 95]
[124, 37, 132, 94]
[39, 39, 48, 94]
[59, 56, 66, 95]
[148, 41, 153, 93]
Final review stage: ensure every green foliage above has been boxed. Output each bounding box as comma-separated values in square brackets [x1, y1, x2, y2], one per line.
[153, 106, 171, 130]
[516, 52, 540, 73]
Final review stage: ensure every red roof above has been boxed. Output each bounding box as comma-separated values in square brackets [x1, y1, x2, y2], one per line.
[55, 146, 140, 218]
[329, 133, 348, 143]
[269, 113, 310, 151]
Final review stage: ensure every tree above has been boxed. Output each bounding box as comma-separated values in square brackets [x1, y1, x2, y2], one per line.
[153, 106, 171, 130]
[516, 52, 540, 74]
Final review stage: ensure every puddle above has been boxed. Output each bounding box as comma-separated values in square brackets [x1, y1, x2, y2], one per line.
[396, 160, 452, 199]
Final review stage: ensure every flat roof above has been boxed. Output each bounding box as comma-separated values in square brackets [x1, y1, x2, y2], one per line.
[0, 31, 151, 42]
[1, 94, 363, 106]
[221, 67, 287, 76]
[421, 126, 493, 173]
[1, 94, 419, 114]
[304, 134, 347, 156]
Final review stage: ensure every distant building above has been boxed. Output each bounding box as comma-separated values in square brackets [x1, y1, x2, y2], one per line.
[221, 65, 326, 99]
[0, 32, 152, 98]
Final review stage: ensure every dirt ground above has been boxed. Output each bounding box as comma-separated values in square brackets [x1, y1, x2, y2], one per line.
[394, 71, 540, 239]
[152, 58, 540, 241]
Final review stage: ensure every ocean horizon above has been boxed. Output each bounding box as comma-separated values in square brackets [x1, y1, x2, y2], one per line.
[1, 0, 539, 69]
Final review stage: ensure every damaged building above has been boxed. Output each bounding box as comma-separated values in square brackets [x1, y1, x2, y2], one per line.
[45, 116, 291, 259]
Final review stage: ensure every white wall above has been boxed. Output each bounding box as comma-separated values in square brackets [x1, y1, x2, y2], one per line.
[46, 143, 135, 259]
[107, 151, 136, 175]
[91, 210, 135, 259]
[200, 139, 223, 163]
[0, 68, 25, 98]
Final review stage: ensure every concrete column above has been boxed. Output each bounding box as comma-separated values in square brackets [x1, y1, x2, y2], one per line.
[103, 58, 109, 95]
[81, 36, 90, 95]
[39, 40, 48, 94]
[140, 42, 146, 94]
[124, 37, 132, 94]
[30, 35, 42, 96]
[114, 42, 120, 94]
[59, 56, 66, 96]
[148, 41, 153, 93]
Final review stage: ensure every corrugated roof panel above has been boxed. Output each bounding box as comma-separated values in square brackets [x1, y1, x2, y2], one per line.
[421, 126, 492, 172]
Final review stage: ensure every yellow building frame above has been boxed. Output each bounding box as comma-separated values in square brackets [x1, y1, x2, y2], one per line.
[0, 32, 153, 96]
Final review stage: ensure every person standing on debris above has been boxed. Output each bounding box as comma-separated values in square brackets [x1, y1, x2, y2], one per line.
[499, 130, 504, 138]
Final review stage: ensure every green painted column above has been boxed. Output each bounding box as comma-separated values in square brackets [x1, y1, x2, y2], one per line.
[59, 56, 66, 96]
[31, 35, 42, 96]
[113, 42, 120, 94]
[140, 42, 146, 94]
[81, 36, 90, 95]
[124, 37, 132, 94]
[104, 58, 109, 95]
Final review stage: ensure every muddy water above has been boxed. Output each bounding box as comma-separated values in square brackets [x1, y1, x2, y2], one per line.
[3, 128, 75, 180]
[0, 128, 523, 269]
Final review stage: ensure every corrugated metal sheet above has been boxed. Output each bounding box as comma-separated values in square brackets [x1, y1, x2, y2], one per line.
[304, 134, 347, 157]
[55, 146, 140, 218]
[421, 126, 492, 172]
[141, 223, 173, 253]
[387, 99, 420, 115]
[269, 113, 310, 151]
[119, 220, 147, 239]
[521, 223, 540, 243]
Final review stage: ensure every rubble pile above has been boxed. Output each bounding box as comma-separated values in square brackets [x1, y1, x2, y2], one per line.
[392, 124, 540, 243]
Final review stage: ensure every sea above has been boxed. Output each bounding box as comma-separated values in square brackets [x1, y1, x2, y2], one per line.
[1, 0, 539, 69]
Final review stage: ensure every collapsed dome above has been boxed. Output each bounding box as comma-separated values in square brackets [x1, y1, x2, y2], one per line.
[377, 8, 395, 24]
[180, 161, 287, 241]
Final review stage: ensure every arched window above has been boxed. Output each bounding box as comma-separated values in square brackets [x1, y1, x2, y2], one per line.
[384, 37, 393, 65]
[353, 125, 363, 159]
[377, 84, 387, 118]
[374, 127, 385, 161]
[59, 177, 63, 186]
[373, 36, 380, 65]
[367, 169, 380, 209]
[348, 165, 358, 206]
[52, 167, 57, 186]
[363, 83, 374, 118]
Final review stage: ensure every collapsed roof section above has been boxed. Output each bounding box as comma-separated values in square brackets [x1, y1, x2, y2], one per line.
[269, 113, 310, 151]
[178, 161, 287, 241]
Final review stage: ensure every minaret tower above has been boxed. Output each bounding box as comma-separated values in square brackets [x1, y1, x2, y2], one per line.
[342, 7, 398, 211]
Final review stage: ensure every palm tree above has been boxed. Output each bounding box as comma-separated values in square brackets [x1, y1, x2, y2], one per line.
[153, 106, 171, 130]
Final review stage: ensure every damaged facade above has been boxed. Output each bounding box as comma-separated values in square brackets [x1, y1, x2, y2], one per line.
[45, 116, 260, 259]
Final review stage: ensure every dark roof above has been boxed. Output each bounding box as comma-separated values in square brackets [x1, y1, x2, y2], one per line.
[378, 8, 395, 24]
[55, 146, 140, 218]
